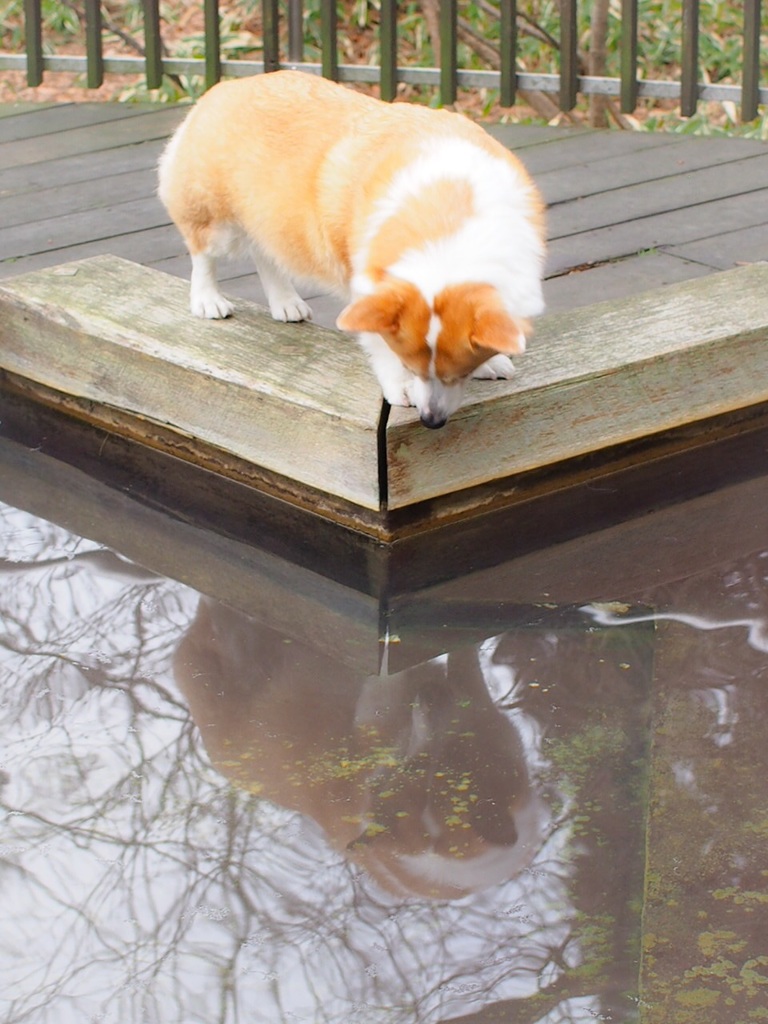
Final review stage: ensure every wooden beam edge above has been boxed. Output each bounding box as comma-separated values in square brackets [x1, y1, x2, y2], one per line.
[0, 256, 383, 511]
[386, 264, 768, 508]
[3, 257, 768, 536]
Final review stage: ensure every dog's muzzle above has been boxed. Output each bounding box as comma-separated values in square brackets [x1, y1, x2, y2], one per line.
[420, 411, 447, 429]
[412, 377, 465, 430]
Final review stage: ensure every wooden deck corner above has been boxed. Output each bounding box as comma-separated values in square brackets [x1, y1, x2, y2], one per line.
[0, 255, 383, 524]
[1, 254, 768, 539]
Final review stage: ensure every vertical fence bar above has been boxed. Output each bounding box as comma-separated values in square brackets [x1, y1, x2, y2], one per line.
[320, 0, 338, 80]
[204, 0, 221, 87]
[559, 0, 578, 112]
[680, 0, 699, 117]
[288, 0, 304, 63]
[143, 0, 164, 90]
[742, 0, 761, 122]
[439, 0, 458, 106]
[620, 0, 638, 112]
[379, 0, 398, 101]
[84, 0, 104, 88]
[262, 0, 280, 73]
[499, 0, 517, 108]
[23, 0, 43, 87]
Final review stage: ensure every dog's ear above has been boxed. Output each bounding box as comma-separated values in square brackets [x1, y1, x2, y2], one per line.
[337, 280, 418, 335]
[438, 283, 529, 356]
[471, 305, 529, 356]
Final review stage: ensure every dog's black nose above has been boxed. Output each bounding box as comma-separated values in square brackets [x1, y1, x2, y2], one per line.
[420, 412, 447, 429]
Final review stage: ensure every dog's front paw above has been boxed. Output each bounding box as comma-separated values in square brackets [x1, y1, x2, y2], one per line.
[399, 379, 418, 408]
[380, 385, 413, 408]
[376, 377, 415, 408]
[270, 297, 313, 323]
[191, 290, 234, 319]
[473, 354, 516, 380]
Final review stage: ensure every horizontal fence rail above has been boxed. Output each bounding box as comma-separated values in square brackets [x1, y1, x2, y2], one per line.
[1, 1, 765, 120]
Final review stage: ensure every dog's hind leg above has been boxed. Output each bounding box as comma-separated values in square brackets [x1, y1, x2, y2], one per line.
[189, 250, 235, 319]
[184, 222, 244, 319]
[250, 245, 312, 323]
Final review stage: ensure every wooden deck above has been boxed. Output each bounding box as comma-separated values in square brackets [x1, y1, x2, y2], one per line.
[2, 100, 768, 319]
[2, 101, 768, 537]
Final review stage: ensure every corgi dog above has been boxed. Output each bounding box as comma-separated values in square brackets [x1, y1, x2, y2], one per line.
[158, 70, 546, 429]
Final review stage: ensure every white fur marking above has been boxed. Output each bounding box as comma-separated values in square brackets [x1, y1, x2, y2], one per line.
[355, 138, 545, 322]
[472, 354, 516, 380]
[426, 313, 441, 376]
[358, 332, 415, 407]
[426, 314, 441, 352]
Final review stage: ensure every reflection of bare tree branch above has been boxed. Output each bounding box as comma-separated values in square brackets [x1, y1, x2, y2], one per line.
[0, 550, 160, 581]
[0, 501, 659, 1023]
[445, 973, 600, 1023]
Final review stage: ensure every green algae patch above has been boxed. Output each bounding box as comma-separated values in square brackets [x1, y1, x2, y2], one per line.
[674, 987, 721, 1008]
[639, 621, 768, 1024]
[530, 620, 654, 1016]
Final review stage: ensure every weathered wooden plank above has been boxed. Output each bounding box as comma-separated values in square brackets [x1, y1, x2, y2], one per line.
[0, 101, 155, 143]
[385, 264, 768, 509]
[155, 261, 339, 328]
[0, 136, 165, 197]
[3, 257, 768, 534]
[482, 123, 572, 149]
[1, 258, 299, 332]
[668, 224, 768, 271]
[491, 125, 679, 176]
[539, 136, 768, 206]
[0, 255, 383, 511]
[547, 187, 768, 276]
[0, 166, 158, 230]
[0, 224, 183, 280]
[0, 101, 59, 118]
[151, 250, 249, 283]
[547, 151, 768, 237]
[544, 249, 712, 313]
[0, 196, 169, 260]
[0, 106, 185, 171]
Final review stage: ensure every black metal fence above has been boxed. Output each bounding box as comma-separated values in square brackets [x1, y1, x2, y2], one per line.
[2, 1, 765, 120]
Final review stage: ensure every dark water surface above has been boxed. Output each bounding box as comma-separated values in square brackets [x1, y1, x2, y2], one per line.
[2, 419, 768, 1024]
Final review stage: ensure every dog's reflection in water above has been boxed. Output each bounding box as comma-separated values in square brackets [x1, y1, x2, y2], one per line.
[175, 599, 546, 899]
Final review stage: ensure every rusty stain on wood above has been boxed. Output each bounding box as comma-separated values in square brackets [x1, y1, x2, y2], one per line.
[1, 254, 768, 538]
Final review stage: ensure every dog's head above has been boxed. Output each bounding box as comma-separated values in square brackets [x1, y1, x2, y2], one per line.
[337, 279, 529, 429]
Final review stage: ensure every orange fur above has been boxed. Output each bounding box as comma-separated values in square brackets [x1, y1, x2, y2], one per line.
[435, 284, 529, 380]
[364, 179, 476, 280]
[160, 73, 497, 290]
[336, 279, 433, 379]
